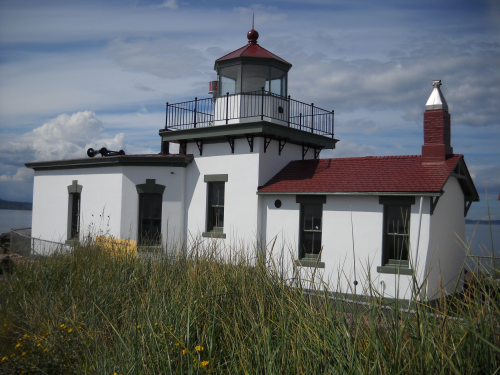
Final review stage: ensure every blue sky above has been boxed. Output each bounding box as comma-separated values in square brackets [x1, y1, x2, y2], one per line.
[0, 0, 499, 220]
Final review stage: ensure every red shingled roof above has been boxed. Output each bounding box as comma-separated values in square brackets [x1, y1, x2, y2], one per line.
[259, 155, 464, 193]
[216, 44, 292, 67]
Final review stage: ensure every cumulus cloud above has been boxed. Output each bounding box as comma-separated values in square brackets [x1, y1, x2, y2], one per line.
[0, 111, 140, 182]
[0, 167, 33, 182]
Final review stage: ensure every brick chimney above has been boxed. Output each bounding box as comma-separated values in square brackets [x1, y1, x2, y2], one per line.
[422, 80, 453, 162]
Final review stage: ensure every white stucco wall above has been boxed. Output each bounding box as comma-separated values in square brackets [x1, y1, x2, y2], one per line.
[262, 194, 433, 300]
[425, 177, 466, 299]
[31, 164, 187, 253]
[183, 137, 309, 254]
[32, 167, 125, 244]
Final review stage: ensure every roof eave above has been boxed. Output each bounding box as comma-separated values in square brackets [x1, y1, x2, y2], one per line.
[256, 191, 444, 197]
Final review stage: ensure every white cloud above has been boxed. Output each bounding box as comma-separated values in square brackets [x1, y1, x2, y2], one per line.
[0, 167, 33, 182]
[0, 111, 152, 182]
[158, 0, 178, 9]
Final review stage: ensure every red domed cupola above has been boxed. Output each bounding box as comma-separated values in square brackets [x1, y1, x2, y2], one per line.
[214, 28, 292, 97]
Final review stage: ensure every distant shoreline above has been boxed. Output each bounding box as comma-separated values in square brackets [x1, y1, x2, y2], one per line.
[465, 219, 500, 225]
[0, 198, 32, 211]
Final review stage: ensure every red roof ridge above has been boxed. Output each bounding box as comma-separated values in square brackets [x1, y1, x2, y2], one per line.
[216, 43, 292, 66]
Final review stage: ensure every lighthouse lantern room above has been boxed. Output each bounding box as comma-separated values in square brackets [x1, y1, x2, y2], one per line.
[161, 27, 337, 156]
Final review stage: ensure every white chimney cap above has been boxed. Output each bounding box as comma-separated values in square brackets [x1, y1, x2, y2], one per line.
[425, 80, 448, 111]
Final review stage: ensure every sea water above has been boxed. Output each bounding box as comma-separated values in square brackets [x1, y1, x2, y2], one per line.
[0, 209, 33, 234]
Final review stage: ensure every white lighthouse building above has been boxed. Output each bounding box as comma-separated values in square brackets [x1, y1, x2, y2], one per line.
[26, 29, 479, 301]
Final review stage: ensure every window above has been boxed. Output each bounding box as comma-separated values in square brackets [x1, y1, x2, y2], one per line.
[207, 182, 224, 232]
[383, 205, 410, 265]
[70, 193, 81, 239]
[219, 65, 241, 95]
[138, 193, 162, 246]
[136, 179, 166, 249]
[300, 204, 323, 258]
[295, 195, 326, 268]
[203, 174, 228, 238]
[67, 180, 82, 242]
[377, 196, 415, 275]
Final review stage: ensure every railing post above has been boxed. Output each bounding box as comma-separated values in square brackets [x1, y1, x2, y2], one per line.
[299, 113, 302, 131]
[165, 102, 169, 129]
[226, 92, 229, 124]
[287, 95, 291, 127]
[193, 97, 197, 128]
[261, 87, 265, 121]
[311, 103, 314, 133]
[332, 110, 335, 138]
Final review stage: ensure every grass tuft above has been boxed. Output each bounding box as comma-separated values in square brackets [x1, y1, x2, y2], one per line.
[0, 238, 499, 374]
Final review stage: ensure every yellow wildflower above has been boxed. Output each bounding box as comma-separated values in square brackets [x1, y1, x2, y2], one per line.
[17, 338, 22, 342]
[10, 353, 15, 357]
[43, 349, 48, 353]
[136, 325, 141, 330]
[175, 343, 180, 346]
[67, 328, 73, 333]
[1, 356, 8, 363]
[182, 349, 187, 355]
[37, 343, 41, 347]
[24, 333, 29, 338]
[22, 352, 26, 356]
[195, 345, 204, 352]
[66, 338, 71, 342]
[60, 324, 66, 329]
[78, 326, 82, 330]
[15, 343, 21, 349]
[200, 360, 209, 368]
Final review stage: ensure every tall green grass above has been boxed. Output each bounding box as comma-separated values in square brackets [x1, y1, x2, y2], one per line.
[0, 238, 499, 374]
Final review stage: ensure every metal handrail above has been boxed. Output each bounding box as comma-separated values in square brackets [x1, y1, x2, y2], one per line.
[165, 89, 335, 138]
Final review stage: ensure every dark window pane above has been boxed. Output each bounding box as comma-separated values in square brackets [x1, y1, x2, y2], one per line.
[301, 204, 323, 258]
[304, 205, 322, 231]
[303, 232, 314, 254]
[386, 206, 409, 234]
[139, 193, 162, 245]
[313, 233, 322, 254]
[384, 205, 410, 263]
[208, 183, 225, 232]
[71, 193, 81, 238]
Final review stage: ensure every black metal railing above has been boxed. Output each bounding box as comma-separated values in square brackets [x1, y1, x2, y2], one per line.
[165, 89, 334, 138]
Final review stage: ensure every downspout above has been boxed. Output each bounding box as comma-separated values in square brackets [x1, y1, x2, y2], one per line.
[409, 196, 424, 308]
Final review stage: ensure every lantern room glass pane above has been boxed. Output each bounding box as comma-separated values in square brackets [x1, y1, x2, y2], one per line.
[219, 65, 241, 95]
[242, 64, 269, 93]
[269, 67, 287, 97]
